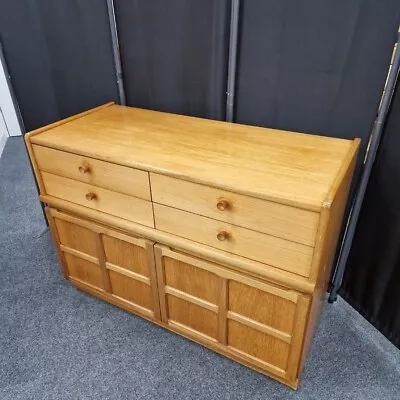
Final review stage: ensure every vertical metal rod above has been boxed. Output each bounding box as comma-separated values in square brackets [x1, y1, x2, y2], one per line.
[226, 0, 240, 122]
[329, 33, 400, 302]
[106, 0, 126, 106]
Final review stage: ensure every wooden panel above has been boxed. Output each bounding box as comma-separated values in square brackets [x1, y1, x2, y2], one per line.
[154, 204, 313, 277]
[227, 311, 291, 344]
[109, 270, 153, 311]
[228, 281, 296, 334]
[103, 234, 149, 277]
[300, 140, 360, 374]
[167, 295, 218, 340]
[151, 173, 319, 246]
[106, 263, 150, 284]
[218, 278, 228, 344]
[154, 243, 306, 376]
[70, 276, 155, 320]
[63, 253, 104, 290]
[155, 245, 300, 302]
[228, 320, 290, 371]
[286, 296, 311, 382]
[95, 233, 112, 293]
[55, 218, 97, 257]
[164, 286, 218, 313]
[154, 245, 168, 323]
[60, 245, 98, 265]
[164, 256, 219, 304]
[69, 275, 295, 388]
[33, 145, 151, 200]
[51, 208, 161, 319]
[45, 208, 69, 279]
[42, 172, 154, 227]
[145, 243, 162, 321]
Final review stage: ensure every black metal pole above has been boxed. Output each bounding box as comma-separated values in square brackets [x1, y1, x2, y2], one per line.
[329, 33, 400, 302]
[226, 0, 240, 122]
[106, 0, 126, 106]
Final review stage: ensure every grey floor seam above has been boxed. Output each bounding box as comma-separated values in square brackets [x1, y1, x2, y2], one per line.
[1, 136, 399, 399]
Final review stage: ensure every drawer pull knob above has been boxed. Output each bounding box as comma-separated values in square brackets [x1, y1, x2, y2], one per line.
[85, 192, 97, 201]
[79, 164, 90, 174]
[217, 199, 229, 211]
[217, 230, 229, 241]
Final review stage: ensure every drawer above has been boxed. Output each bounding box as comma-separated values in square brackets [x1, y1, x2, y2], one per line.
[150, 173, 319, 246]
[42, 172, 154, 228]
[33, 145, 151, 200]
[153, 204, 313, 277]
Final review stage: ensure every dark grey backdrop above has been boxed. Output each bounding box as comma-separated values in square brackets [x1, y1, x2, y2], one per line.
[341, 79, 400, 349]
[114, 0, 231, 121]
[0, 0, 119, 131]
[236, 0, 400, 179]
[1, 0, 400, 347]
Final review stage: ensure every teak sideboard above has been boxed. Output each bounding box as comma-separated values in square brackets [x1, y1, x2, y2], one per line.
[25, 102, 359, 389]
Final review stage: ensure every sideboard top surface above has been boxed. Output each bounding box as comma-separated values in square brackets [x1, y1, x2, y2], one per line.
[30, 103, 359, 211]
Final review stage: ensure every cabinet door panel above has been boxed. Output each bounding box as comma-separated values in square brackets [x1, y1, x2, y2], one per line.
[228, 319, 290, 371]
[109, 270, 153, 310]
[64, 253, 104, 290]
[103, 234, 150, 277]
[154, 244, 310, 384]
[167, 296, 218, 340]
[164, 256, 219, 303]
[228, 281, 296, 334]
[55, 218, 98, 257]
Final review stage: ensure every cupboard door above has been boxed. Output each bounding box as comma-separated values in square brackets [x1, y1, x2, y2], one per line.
[47, 208, 161, 321]
[154, 244, 310, 383]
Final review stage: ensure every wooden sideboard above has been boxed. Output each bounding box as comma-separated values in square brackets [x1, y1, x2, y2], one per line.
[25, 102, 359, 389]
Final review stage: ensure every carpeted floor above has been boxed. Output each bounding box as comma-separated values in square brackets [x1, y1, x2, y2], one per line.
[1, 136, 399, 399]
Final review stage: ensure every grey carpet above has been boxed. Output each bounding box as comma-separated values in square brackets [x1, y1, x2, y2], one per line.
[1, 136, 399, 400]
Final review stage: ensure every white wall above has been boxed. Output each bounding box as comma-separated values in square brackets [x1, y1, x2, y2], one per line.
[0, 108, 7, 157]
[0, 54, 22, 138]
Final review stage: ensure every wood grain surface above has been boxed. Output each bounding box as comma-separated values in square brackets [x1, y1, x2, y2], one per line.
[30, 104, 357, 210]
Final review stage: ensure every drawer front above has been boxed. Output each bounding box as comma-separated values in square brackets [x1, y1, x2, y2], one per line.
[33, 145, 151, 200]
[154, 204, 313, 278]
[150, 173, 319, 246]
[42, 172, 154, 228]
[154, 245, 310, 383]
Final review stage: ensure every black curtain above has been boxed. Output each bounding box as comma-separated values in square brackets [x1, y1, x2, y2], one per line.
[1, 0, 400, 347]
[0, 0, 119, 131]
[114, 0, 231, 121]
[235, 2, 400, 307]
[341, 80, 400, 349]
[235, 0, 400, 180]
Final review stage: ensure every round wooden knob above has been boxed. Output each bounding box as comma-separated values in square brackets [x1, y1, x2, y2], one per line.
[85, 192, 97, 201]
[217, 199, 229, 211]
[217, 230, 229, 241]
[78, 164, 90, 174]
